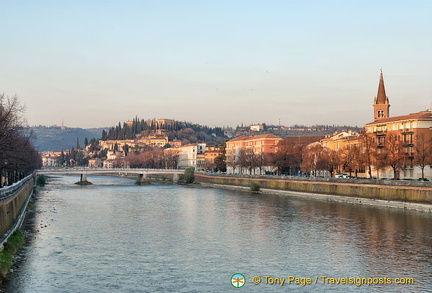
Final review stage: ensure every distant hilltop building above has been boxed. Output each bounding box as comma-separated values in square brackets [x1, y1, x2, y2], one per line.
[250, 124, 264, 132]
[157, 119, 175, 128]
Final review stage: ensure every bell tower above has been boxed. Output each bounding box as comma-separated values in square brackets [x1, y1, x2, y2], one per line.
[373, 70, 390, 121]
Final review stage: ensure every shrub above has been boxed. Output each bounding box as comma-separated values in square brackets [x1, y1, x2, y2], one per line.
[178, 167, 195, 184]
[36, 174, 46, 186]
[250, 181, 260, 192]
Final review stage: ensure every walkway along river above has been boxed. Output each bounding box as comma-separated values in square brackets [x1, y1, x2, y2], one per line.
[2, 175, 432, 292]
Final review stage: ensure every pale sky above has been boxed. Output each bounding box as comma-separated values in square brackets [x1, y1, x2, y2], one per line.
[1, 1, 431, 128]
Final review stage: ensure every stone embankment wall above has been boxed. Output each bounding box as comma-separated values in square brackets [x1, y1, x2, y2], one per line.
[0, 175, 34, 248]
[195, 173, 432, 204]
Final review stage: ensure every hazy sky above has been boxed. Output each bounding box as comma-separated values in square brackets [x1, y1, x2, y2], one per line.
[1, 1, 431, 128]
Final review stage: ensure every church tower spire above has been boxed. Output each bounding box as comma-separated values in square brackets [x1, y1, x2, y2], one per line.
[373, 70, 390, 120]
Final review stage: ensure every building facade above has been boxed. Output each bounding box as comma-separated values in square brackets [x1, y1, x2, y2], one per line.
[365, 72, 432, 179]
[225, 134, 282, 174]
[178, 144, 199, 169]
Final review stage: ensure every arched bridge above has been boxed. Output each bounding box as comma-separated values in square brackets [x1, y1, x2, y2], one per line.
[37, 168, 184, 184]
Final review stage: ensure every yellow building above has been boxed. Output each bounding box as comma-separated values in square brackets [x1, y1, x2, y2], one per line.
[320, 131, 360, 152]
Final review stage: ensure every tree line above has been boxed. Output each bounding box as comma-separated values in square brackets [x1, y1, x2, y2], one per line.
[101, 117, 225, 144]
[0, 94, 41, 187]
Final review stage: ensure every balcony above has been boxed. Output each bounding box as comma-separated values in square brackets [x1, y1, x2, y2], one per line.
[375, 130, 386, 135]
[401, 128, 413, 134]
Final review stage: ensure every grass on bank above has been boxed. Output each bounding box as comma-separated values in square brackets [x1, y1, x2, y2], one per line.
[0, 230, 25, 280]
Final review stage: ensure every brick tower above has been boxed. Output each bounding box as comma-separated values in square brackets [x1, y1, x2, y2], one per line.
[373, 70, 390, 121]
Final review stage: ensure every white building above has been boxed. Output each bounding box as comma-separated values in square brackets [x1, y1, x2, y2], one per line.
[250, 124, 264, 132]
[42, 155, 60, 167]
[178, 143, 206, 169]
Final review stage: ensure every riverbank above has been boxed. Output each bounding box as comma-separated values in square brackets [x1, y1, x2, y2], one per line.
[0, 175, 35, 284]
[0, 230, 25, 281]
[195, 173, 432, 213]
[198, 182, 432, 213]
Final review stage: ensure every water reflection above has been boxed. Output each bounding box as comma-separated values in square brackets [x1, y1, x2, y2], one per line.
[2, 176, 431, 292]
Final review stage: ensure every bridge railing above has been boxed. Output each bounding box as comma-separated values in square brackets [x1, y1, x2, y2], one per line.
[0, 174, 33, 200]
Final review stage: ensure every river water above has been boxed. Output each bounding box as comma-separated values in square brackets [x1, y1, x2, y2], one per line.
[2, 175, 432, 292]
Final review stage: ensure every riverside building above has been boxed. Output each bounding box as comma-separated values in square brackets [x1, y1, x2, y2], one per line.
[364, 71, 432, 179]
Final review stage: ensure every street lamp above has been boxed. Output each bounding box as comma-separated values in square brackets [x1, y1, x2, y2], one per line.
[4, 160, 8, 186]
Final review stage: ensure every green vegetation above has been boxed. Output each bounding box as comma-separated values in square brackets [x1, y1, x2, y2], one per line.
[0, 250, 13, 279]
[178, 167, 195, 184]
[27, 201, 34, 210]
[250, 181, 260, 192]
[101, 118, 226, 145]
[0, 230, 25, 280]
[36, 174, 46, 186]
[135, 178, 150, 185]
[4, 230, 24, 254]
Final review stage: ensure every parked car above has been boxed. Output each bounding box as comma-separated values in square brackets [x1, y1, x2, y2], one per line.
[335, 174, 349, 178]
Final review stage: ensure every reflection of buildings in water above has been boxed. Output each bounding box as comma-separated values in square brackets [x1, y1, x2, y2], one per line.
[312, 202, 431, 275]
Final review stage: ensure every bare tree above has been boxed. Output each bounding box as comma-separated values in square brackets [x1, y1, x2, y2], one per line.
[321, 148, 341, 177]
[0, 94, 40, 186]
[414, 134, 432, 180]
[359, 131, 377, 178]
[301, 143, 325, 176]
[239, 149, 258, 175]
[225, 151, 238, 174]
[379, 133, 405, 179]
[273, 139, 303, 175]
[256, 152, 271, 175]
[342, 143, 362, 177]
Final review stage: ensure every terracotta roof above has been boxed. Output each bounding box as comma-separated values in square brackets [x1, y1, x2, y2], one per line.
[375, 72, 388, 104]
[228, 133, 282, 142]
[366, 110, 432, 125]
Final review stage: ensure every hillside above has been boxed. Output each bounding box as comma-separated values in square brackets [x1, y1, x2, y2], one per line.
[30, 126, 105, 151]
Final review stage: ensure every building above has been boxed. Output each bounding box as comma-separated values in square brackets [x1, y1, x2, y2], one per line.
[178, 144, 199, 169]
[250, 124, 264, 132]
[42, 153, 61, 167]
[88, 158, 102, 168]
[103, 150, 128, 168]
[320, 130, 360, 151]
[169, 140, 182, 148]
[98, 135, 169, 151]
[225, 134, 282, 174]
[138, 135, 168, 147]
[364, 72, 432, 179]
[157, 119, 175, 129]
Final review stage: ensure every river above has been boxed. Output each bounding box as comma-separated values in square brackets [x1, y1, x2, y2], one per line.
[2, 175, 432, 292]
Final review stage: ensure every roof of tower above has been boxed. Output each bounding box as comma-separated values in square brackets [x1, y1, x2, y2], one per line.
[375, 71, 388, 104]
